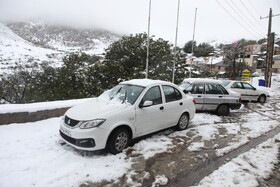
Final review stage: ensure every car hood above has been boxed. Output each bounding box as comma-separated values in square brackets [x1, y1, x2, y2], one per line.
[65, 98, 129, 121]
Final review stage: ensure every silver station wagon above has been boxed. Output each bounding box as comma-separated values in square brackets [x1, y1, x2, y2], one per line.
[179, 79, 241, 116]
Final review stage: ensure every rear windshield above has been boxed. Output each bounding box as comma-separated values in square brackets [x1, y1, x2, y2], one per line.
[222, 80, 231, 86]
[178, 82, 191, 90]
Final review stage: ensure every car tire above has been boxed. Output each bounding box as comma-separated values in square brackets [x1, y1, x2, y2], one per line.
[107, 128, 130, 155]
[177, 113, 189, 131]
[217, 105, 230, 116]
[258, 95, 266, 103]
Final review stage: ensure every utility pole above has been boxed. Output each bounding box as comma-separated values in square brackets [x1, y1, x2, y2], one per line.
[172, 0, 181, 83]
[261, 8, 280, 87]
[145, 0, 152, 79]
[189, 8, 197, 78]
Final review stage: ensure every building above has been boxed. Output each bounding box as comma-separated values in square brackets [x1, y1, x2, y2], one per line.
[272, 55, 280, 73]
[205, 56, 229, 73]
[243, 44, 262, 55]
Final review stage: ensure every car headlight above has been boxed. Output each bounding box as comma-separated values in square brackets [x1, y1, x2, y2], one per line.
[79, 119, 106, 129]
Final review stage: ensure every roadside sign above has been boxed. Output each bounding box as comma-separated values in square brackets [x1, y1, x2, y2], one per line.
[241, 69, 250, 81]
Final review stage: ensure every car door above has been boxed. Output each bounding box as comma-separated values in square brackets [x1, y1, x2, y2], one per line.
[241, 82, 259, 101]
[162, 85, 185, 127]
[186, 83, 204, 111]
[230, 82, 249, 100]
[203, 83, 225, 111]
[135, 86, 166, 136]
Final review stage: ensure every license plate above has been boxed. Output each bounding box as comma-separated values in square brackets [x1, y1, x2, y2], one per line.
[60, 127, 71, 137]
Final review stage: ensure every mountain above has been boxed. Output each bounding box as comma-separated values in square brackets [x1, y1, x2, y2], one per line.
[0, 21, 120, 75]
[0, 22, 64, 75]
[6, 22, 120, 54]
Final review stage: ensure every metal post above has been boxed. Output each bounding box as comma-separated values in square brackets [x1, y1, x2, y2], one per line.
[172, 0, 180, 83]
[189, 8, 197, 78]
[145, 0, 152, 79]
[210, 56, 213, 74]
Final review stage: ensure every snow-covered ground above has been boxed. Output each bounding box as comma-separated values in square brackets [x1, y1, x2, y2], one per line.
[193, 134, 280, 187]
[0, 76, 279, 187]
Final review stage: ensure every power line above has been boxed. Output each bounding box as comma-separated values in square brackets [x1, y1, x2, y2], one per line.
[238, 0, 266, 33]
[266, 0, 272, 8]
[215, 0, 261, 39]
[247, 0, 262, 17]
[235, 0, 266, 29]
[227, 0, 265, 36]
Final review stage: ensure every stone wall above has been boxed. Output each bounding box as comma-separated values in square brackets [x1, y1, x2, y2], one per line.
[0, 107, 69, 125]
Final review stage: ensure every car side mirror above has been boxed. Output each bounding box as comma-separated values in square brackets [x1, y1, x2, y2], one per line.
[253, 87, 256, 90]
[140, 100, 153, 108]
[183, 90, 189, 94]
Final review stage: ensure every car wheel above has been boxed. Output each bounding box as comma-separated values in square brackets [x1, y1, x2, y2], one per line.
[258, 95, 266, 103]
[217, 105, 230, 116]
[107, 128, 130, 154]
[177, 113, 189, 131]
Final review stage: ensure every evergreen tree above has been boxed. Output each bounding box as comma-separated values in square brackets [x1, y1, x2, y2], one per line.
[103, 33, 186, 86]
[183, 41, 197, 54]
[194, 42, 214, 57]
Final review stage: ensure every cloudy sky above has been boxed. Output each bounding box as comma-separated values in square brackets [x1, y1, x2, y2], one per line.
[0, 0, 279, 45]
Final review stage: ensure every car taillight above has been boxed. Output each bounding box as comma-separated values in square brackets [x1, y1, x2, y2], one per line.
[193, 99, 196, 104]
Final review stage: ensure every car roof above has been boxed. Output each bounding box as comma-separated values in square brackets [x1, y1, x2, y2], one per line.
[121, 79, 174, 87]
[183, 78, 223, 84]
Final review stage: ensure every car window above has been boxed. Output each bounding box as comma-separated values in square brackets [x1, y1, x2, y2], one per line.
[242, 82, 255, 90]
[186, 83, 204, 94]
[163, 85, 182, 103]
[141, 86, 162, 106]
[205, 83, 223, 94]
[178, 82, 190, 90]
[107, 84, 145, 105]
[231, 82, 243, 89]
[218, 85, 229, 94]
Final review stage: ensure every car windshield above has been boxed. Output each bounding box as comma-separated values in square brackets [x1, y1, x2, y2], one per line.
[178, 82, 191, 90]
[222, 80, 231, 86]
[100, 84, 145, 105]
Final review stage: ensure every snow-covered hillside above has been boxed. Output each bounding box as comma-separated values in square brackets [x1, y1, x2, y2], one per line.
[6, 22, 120, 54]
[0, 22, 64, 75]
[0, 21, 120, 75]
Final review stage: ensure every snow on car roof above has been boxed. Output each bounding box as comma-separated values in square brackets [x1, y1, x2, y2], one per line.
[182, 78, 222, 84]
[121, 79, 172, 87]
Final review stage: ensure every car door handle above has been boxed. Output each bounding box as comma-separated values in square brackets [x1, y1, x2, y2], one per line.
[197, 95, 202, 97]
[179, 102, 183, 105]
[219, 96, 223, 98]
[160, 106, 164, 110]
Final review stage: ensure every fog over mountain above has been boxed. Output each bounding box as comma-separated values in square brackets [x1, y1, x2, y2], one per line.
[1, 0, 278, 44]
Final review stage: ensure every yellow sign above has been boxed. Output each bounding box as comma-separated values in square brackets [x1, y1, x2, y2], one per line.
[241, 69, 250, 81]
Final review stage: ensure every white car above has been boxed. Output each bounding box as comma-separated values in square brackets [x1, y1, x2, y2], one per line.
[179, 78, 241, 116]
[60, 79, 195, 154]
[222, 80, 270, 103]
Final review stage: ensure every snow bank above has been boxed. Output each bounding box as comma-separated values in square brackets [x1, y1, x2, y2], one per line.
[0, 98, 92, 114]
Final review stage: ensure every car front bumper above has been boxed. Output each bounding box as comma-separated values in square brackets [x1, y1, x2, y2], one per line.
[59, 119, 109, 151]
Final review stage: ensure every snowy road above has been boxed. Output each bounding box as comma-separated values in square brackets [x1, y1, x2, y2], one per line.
[1, 79, 280, 187]
[1, 101, 279, 187]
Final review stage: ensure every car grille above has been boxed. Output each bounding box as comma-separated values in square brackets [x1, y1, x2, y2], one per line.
[64, 115, 80, 127]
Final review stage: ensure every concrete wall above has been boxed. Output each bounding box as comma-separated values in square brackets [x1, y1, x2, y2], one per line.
[0, 107, 69, 125]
